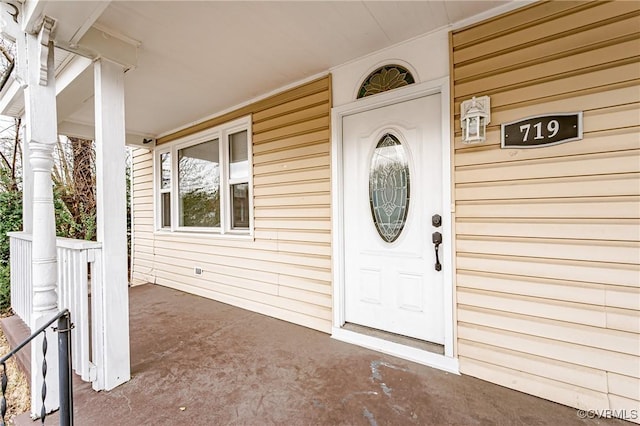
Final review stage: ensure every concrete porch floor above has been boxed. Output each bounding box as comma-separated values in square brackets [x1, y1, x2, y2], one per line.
[3, 283, 627, 425]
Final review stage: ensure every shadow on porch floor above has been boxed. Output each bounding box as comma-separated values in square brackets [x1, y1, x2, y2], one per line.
[4, 284, 627, 425]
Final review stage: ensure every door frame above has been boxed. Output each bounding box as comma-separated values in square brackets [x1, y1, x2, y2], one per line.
[330, 77, 458, 374]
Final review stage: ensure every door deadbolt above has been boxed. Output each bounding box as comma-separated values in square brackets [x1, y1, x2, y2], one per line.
[432, 214, 442, 228]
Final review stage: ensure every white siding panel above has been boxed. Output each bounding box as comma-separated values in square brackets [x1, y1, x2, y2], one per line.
[456, 219, 639, 241]
[459, 356, 611, 412]
[452, 4, 640, 418]
[456, 197, 640, 219]
[457, 303, 639, 357]
[608, 373, 640, 401]
[130, 76, 333, 332]
[160, 278, 331, 333]
[457, 254, 639, 287]
[453, 2, 639, 64]
[456, 150, 640, 183]
[456, 173, 640, 200]
[458, 288, 607, 328]
[457, 321, 640, 378]
[458, 340, 608, 392]
[457, 271, 605, 306]
[455, 128, 640, 166]
[606, 307, 640, 334]
[457, 236, 639, 264]
[131, 148, 155, 289]
[608, 394, 640, 423]
[254, 193, 331, 208]
[254, 229, 331, 244]
[606, 286, 640, 311]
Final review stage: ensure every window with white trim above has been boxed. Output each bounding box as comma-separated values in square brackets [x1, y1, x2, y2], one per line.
[155, 116, 252, 235]
[159, 151, 172, 228]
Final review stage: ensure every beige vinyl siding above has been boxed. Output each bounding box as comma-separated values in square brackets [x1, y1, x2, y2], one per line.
[131, 76, 333, 333]
[451, 1, 640, 418]
[131, 148, 155, 286]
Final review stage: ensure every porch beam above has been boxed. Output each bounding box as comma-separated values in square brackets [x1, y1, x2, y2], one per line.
[21, 0, 110, 42]
[55, 54, 93, 97]
[23, 16, 60, 417]
[62, 25, 141, 71]
[57, 25, 139, 71]
[20, 0, 45, 35]
[94, 58, 131, 391]
[58, 120, 154, 148]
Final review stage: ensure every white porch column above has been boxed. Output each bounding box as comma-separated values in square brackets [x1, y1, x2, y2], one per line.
[94, 58, 131, 390]
[23, 17, 60, 416]
[16, 26, 33, 234]
[20, 121, 33, 233]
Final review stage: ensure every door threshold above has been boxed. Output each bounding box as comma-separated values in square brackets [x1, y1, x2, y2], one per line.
[342, 323, 444, 355]
[332, 325, 459, 374]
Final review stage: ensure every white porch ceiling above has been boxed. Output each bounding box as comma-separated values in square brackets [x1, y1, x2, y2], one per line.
[54, 1, 509, 140]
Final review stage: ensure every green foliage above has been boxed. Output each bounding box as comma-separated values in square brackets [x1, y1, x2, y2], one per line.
[52, 187, 97, 241]
[0, 179, 99, 313]
[52, 137, 96, 241]
[0, 264, 10, 312]
[0, 171, 22, 312]
[0, 134, 133, 312]
[54, 187, 72, 237]
[82, 212, 97, 242]
[0, 175, 96, 312]
[181, 190, 220, 227]
[0, 182, 22, 266]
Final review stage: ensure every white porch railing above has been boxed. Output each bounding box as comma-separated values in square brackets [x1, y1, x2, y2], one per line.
[8, 231, 106, 391]
[9, 232, 32, 326]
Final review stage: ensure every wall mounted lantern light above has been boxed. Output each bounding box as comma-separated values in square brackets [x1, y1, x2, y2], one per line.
[461, 95, 491, 144]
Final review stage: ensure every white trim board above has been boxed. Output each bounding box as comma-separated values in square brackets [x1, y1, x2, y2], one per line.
[331, 77, 456, 372]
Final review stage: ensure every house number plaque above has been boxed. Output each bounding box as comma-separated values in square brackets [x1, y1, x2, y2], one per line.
[501, 112, 583, 148]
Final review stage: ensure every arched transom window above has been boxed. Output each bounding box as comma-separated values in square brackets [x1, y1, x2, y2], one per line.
[357, 65, 415, 99]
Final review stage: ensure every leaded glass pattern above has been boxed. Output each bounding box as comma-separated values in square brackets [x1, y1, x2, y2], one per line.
[369, 134, 410, 243]
[357, 65, 415, 99]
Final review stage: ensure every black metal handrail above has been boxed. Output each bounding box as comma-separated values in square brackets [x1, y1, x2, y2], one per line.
[0, 309, 74, 426]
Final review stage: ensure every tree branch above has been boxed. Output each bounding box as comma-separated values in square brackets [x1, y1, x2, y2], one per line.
[10, 118, 20, 181]
[0, 149, 11, 170]
[0, 43, 13, 63]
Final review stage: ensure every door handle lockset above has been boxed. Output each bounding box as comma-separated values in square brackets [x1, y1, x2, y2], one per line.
[432, 231, 442, 271]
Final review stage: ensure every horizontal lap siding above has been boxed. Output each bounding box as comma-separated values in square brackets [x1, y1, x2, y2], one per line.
[451, 1, 640, 419]
[132, 76, 333, 333]
[248, 77, 332, 331]
[131, 148, 155, 286]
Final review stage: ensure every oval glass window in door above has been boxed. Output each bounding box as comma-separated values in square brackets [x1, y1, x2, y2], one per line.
[369, 133, 410, 243]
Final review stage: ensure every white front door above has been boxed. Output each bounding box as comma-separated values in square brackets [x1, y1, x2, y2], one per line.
[343, 94, 444, 344]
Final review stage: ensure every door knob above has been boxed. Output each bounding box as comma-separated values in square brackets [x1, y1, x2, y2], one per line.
[432, 231, 442, 271]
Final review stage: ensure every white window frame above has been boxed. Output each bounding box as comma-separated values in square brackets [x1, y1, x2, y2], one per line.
[153, 115, 254, 238]
[158, 150, 172, 229]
